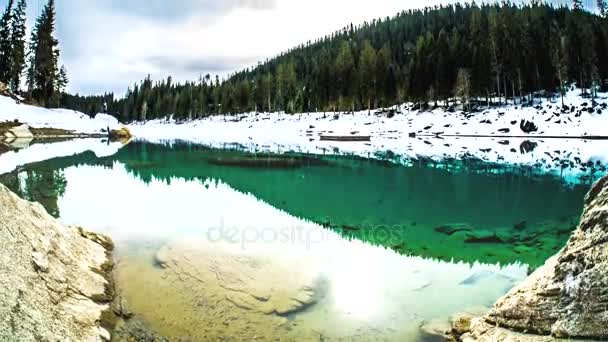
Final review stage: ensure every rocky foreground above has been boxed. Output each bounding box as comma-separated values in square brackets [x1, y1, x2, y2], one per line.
[443, 176, 608, 341]
[0, 184, 115, 341]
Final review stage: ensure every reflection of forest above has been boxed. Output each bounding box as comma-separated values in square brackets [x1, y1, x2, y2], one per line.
[0, 141, 601, 267]
[0, 169, 67, 218]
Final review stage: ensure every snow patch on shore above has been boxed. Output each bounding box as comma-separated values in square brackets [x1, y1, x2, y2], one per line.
[0, 96, 121, 134]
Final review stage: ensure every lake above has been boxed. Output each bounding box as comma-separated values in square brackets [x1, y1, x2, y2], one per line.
[0, 139, 604, 341]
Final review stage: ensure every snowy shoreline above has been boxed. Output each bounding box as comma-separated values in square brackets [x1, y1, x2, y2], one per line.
[2, 89, 608, 182]
[126, 89, 608, 183]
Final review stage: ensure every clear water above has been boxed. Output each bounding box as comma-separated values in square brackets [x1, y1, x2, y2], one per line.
[0, 140, 602, 341]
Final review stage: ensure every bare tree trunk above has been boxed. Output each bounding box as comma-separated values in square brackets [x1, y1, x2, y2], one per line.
[518, 70, 523, 104]
[512, 81, 516, 106]
[268, 95, 271, 113]
[496, 72, 501, 106]
[486, 90, 490, 109]
[503, 76, 508, 106]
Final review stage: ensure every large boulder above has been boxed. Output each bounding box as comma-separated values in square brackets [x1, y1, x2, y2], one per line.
[2, 124, 33, 139]
[463, 176, 608, 340]
[109, 127, 132, 141]
[0, 184, 115, 341]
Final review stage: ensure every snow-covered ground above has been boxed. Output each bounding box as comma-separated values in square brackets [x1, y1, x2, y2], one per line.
[2, 89, 608, 182]
[128, 89, 608, 183]
[0, 96, 121, 134]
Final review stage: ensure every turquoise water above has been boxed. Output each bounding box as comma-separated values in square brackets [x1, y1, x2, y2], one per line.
[0, 139, 603, 341]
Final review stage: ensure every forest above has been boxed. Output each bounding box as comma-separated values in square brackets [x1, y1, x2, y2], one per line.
[62, 1, 608, 122]
[0, 0, 67, 108]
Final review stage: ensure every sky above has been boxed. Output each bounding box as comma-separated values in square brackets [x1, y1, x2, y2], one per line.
[20, 0, 595, 96]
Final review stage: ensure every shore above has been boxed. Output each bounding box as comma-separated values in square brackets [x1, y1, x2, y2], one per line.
[0, 183, 116, 341]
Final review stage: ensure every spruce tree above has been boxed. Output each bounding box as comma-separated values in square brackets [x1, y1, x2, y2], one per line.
[9, 0, 26, 93]
[27, 0, 61, 107]
[56, 64, 68, 93]
[358, 40, 376, 113]
[598, 0, 607, 17]
[335, 41, 354, 111]
[0, 0, 14, 84]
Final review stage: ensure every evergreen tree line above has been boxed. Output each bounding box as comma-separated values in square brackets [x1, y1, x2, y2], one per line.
[64, 1, 608, 122]
[0, 0, 67, 107]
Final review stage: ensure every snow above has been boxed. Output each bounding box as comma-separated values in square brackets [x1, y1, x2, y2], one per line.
[0, 96, 121, 134]
[1, 88, 607, 183]
[0, 139, 124, 174]
[128, 89, 608, 183]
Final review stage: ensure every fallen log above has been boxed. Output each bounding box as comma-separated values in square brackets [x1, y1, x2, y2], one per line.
[320, 135, 371, 142]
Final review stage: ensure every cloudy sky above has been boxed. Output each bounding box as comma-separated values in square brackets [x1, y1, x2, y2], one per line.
[22, 0, 587, 96]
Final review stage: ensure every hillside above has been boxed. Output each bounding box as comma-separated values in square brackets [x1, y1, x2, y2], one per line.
[63, 2, 608, 122]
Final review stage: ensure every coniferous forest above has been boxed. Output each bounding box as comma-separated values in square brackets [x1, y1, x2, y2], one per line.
[0, 0, 66, 108]
[60, 2, 608, 121]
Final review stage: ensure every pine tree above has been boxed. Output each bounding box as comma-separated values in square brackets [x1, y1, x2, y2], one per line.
[56, 64, 68, 93]
[454, 68, 471, 111]
[598, 0, 607, 17]
[27, 0, 61, 107]
[376, 43, 391, 107]
[9, 0, 26, 92]
[358, 40, 376, 113]
[551, 30, 568, 108]
[0, 0, 14, 84]
[573, 0, 584, 10]
[335, 41, 354, 111]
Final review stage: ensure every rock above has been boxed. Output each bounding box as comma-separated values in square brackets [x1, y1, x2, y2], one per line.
[3, 124, 33, 139]
[31, 251, 49, 273]
[514, 221, 527, 231]
[519, 140, 538, 154]
[459, 317, 560, 342]
[112, 295, 134, 319]
[2, 137, 31, 149]
[154, 239, 322, 317]
[109, 127, 132, 140]
[0, 184, 115, 341]
[498, 128, 510, 133]
[450, 312, 475, 335]
[112, 318, 169, 342]
[520, 120, 539, 133]
[464, 230, 504, 244]
[465, 176, 608, 340]
[514, 245, 535, 255]
[420, 318, 453, 341]
[435, 224, 473, 236]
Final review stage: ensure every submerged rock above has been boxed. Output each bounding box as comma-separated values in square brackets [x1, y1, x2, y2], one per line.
[420, 318, 453, 341]
[464, 230, 504, 244]
[434, 224, 473, 236]
[462, 176, 608, 340]
[0, 184, 115, 341]
[154, 239, 322, 317]
[112, 317, 169, 342]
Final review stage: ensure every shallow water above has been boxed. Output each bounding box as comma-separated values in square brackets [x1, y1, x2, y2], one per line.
[0, 140, 604, 341]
